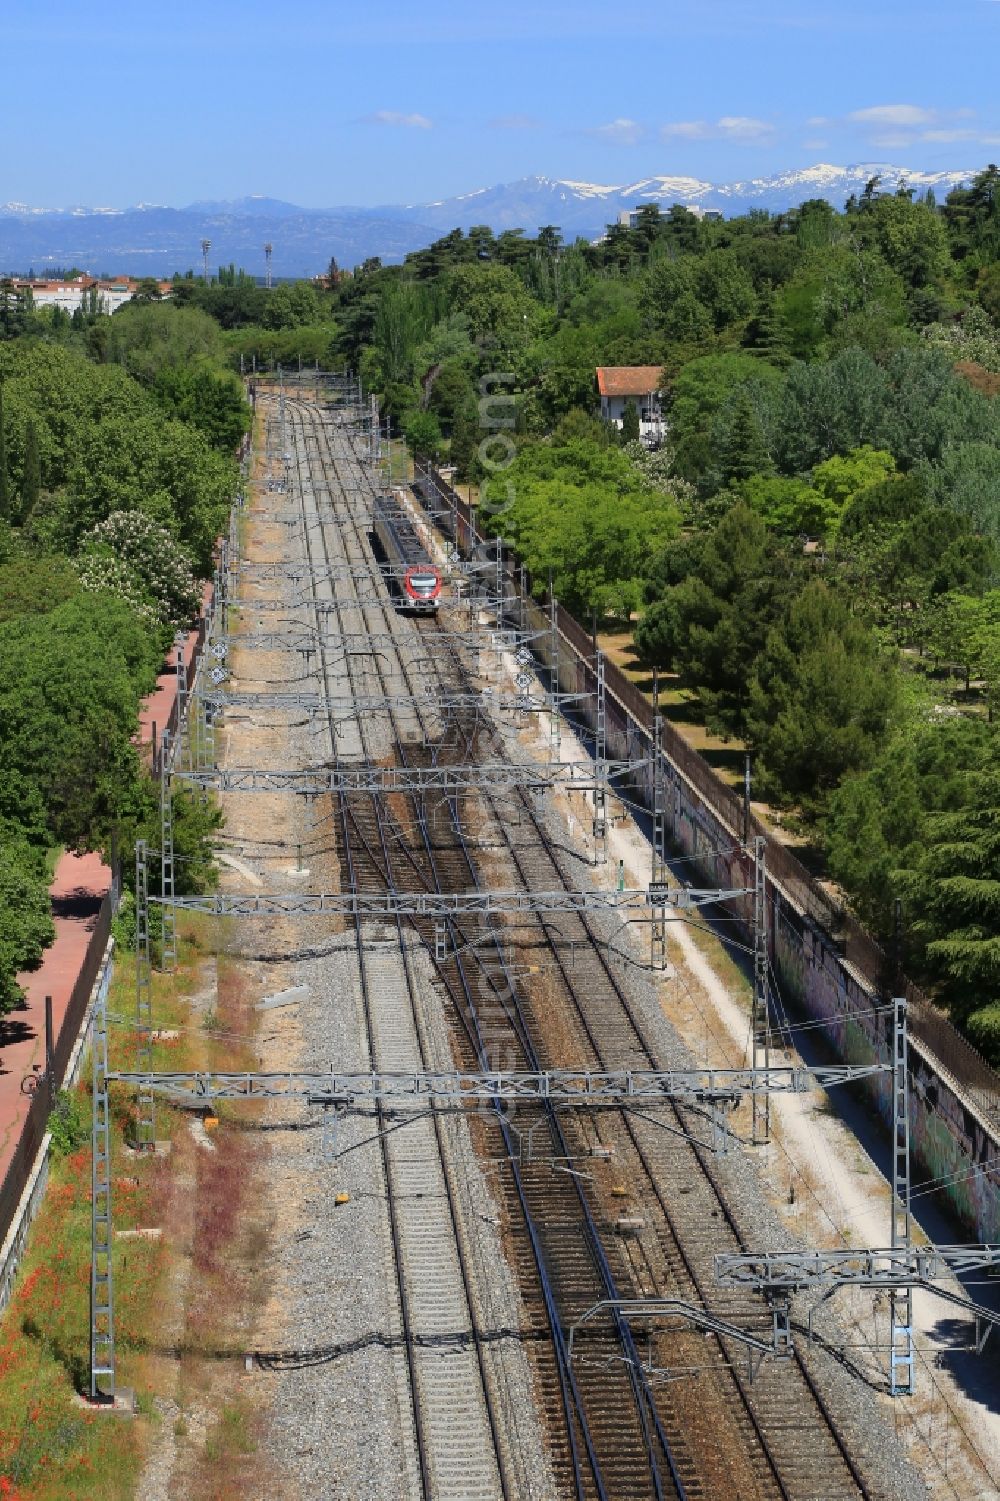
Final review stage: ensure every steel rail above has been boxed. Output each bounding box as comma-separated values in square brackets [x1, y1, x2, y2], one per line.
[427, 567, 877, 1500]
[335, 458, 682, 1496]
[299, 404, 606, 1498]
[293, 400, 507, 1500]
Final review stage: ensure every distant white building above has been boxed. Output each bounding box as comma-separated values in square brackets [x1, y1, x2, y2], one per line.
[11, 274, 172, 314]
[616, 205, 722, 227]
[596, 366, 666, 446]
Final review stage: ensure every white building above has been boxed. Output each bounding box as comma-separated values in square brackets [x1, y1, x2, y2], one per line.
[12, 275, 171, 314]
[596, 366, 667, 446]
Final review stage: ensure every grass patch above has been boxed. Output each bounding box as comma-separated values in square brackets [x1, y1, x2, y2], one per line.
[193, 1397, 261, 1501]
[685, 920, 753, 1008]
[0, 916, 232, 1497]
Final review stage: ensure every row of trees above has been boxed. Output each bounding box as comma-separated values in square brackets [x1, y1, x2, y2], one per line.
[0, 324, 239, 1011]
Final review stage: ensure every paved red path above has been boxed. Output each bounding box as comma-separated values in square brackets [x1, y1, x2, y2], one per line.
[2, 600, 211, 1191]
[2, 854, 113, 1177]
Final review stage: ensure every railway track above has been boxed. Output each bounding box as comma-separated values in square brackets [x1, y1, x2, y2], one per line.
[290, 405, 510, 1501]
[290, 401, 686, 1501]
[237, 388, 880, 1501]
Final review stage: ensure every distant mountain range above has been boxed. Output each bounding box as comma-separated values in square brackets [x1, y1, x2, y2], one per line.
[0, 163, 979, 278]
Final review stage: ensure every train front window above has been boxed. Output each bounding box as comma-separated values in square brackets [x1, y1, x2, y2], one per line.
[409, 573, 438, 593]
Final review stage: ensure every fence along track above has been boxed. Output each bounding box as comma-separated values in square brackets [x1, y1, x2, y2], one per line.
[287, 403, 507, 1501]
[292, 401, 688, 1500]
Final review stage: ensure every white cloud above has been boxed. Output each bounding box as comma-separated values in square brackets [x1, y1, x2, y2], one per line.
[717, 115, 775, 140]
[661, 116, 774, 142]
[591, 117, 645, 146]
[807, 115, 829, 127]
[848, 104, 936, 128]
[364, 110, 432, 129]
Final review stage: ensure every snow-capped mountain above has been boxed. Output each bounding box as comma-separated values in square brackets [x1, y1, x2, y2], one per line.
[392, 164, 975, 237]
[0, 164, 980, 276]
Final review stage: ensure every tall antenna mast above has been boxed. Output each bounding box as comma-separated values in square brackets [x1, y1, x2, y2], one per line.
[264, 242, 273, 290]
[201, 238, 212, 284]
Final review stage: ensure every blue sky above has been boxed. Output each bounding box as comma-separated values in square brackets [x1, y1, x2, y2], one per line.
[3, 0, 1000, 207]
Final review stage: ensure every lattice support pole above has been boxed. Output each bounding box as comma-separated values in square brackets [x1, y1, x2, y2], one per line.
[160, 731, 177, 973]
[890, 994, 914, 1396]
[228, 493, 240, 571]
[549, 583, 561, 763]
[495, 535, 504, 624]
[651, 711, 668, 971]
[593, 650, 608, 866]
[218, 539, 230, 638]
[202, 693, 216, 779]
[135, 840, 155, 1151]
[90, 984, 115, 1400]
[751, 836, 771, 1145]
[175, 645, 190, 771]
[369, 393, 380, 462]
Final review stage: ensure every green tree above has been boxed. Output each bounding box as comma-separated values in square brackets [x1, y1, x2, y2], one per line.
[0, 593, 161, 850]
[715, 388, 773, 485]
[926, 591, 1000, 692]
[0, 377, 8, 520]
[373, 280, 426, 387]
[737, 474, 836, 537]
[746, 579, 900, 809]
[903, 757, 1000, 1046]
[668, 353, 784, 487]
[0, 557, 81, 623]
[825, 717, 991, 941]
[636, 504, 802, 735]
[0, 827, 54, 1013]
[811, 446, 897, 516]
[620, 399, 640, 445]
[20, 417, 40, 519]
[483, 438, 679, 620]
[404, 409, 443, 459]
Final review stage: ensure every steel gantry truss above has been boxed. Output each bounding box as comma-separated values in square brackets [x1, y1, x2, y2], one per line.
[202, 627, 545, 657]
[715, 1245, 1000, 1287]
[109, 1062, 890, 1107]
[170, 758, 643, 796]
[146, 884, 752, 921]
[196, 686, 590, 722]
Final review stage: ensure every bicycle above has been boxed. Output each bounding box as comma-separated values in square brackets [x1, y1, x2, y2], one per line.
[20, 1065, 45, 1097]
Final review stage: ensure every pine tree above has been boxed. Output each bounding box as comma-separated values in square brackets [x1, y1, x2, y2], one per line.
[717, 388, 771, 484]
[746, 579, 900, 809]
[905, 760, 1000, 1033]
[620, 400, 641, 445]
[21, 418, 40, 520]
